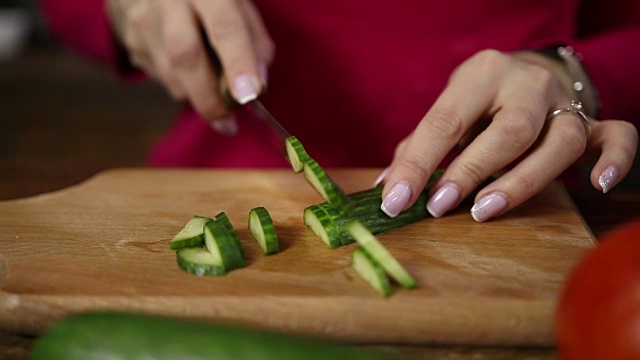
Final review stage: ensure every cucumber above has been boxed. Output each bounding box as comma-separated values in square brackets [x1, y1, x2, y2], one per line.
[168, 216, 211, 250]
[249, 207, 279, 255]
[303, 158, 354, 215]
[345, 220, 417, 289]
[176, 247, 225, 276]
[214, 211, 244, 257]
[30, 312, 394, 360]
[285, 136, 310, 173]
[351, 246, 392, 297]
[204, 220, 245, 272]
[303, 204, 342, 248]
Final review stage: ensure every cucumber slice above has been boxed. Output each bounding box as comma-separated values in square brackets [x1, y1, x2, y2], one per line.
[249, 207, 279, 255]
[303, 205, 342, 249]
[351, 247, 392, 297]
[285, 136, 310, 173]
[214, 212, 244, 257]
[302, 158, 354, 215]
[203, 220, 245, 272]
[345, 221, 417, 289]
[169, 216, 211, 250]
[176, 247, 225, 276]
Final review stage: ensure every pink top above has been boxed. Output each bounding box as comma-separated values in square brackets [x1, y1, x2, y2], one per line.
[40, 0, 640, 169]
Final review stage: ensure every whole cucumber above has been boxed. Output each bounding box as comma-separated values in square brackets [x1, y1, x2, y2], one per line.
[30, 312, 395, 360]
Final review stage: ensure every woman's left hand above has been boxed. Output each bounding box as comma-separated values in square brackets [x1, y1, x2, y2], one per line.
[379, 49, 638, 222]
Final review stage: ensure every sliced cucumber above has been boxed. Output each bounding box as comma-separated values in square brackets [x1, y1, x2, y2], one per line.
[303, 205, 342, 249]
[302, 158, 354, 215]
[169, 216, 212, 250]
[345, 220, 417, 289]
[351, 246, 392, 297]
[214, 212, 244, 257]
[248, 207, 279, 255]
[204, 220, 245, 272]
[285, 136, 310, 173]
[176, 247, 225, 276]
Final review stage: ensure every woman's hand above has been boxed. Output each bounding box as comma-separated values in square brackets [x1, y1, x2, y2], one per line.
[380, 49, 638, 222]
[107, 0, 274, 135]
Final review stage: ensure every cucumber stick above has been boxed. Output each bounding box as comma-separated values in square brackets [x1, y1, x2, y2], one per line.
[30, 312, 394, 360]
[249, 207, 279, 255]
[177, 247, 225, 276]
[169, 216, 211, 250]
[285, 136, 310, 173]
[346, 220, 417, 289]
[204, 220, 245, 272]
[351, 246, 392, 297]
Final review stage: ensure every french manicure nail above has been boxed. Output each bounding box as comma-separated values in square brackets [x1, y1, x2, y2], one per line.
[381, 181, 412, 218]
[210, 117, 238, 137]
[373, 168, 389, 187]
[233, 74, 259, 104]
[427, 183, 461, 218]
[470, 192, 509, 222]
[598, 165, 619, 194]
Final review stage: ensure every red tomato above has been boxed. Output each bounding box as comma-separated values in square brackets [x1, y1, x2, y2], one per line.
[556, 219, 640, 360]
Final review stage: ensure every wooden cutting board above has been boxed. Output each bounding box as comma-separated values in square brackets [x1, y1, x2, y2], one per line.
[0, 168, 594, 345]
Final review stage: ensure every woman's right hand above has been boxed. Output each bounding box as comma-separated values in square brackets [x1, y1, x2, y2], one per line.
[107, 0, 275, 135]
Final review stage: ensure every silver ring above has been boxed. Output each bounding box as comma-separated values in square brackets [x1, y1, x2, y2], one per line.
[548, 100, 591, 136]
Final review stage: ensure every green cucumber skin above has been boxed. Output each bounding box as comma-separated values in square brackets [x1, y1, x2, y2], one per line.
[176, 247, 225, 276]
[302, 158, 355, 216]
[352, 247, 392, 297]
[285, 136, 310, 173]
[214, 212, 244, 257]
[168, 216, 212, 250]
[204, 220, 245, 272]
[304, 170, 444, 248]
[249, 207, 279, 255]
[30, 312, 393, 360]
[303, 205, 342, 249]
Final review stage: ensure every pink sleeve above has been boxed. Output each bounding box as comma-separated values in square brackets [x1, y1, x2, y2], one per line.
[39, 0, 140, 77]
[572, 0, 640, 123]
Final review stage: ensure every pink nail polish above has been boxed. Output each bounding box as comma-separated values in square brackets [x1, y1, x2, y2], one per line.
[427, 183, 461, 218]
[471, 192, 508, 222]
[373, 168, 389, 187]
[233, 74, 258, 104]
[381, 181, 412, 218]
[598, 165, 619, 194]
[210, 117, 239, 137]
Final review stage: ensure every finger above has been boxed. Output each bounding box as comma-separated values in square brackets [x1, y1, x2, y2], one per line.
[193, 0, 263, 104]
[240, 0, 275, 83]
[160, 0, 227, 120]
[426, 65, 560, 218]
[470, 112, 589, 222]
[587, 120, 638, 193]
[381, 50, 504, 217]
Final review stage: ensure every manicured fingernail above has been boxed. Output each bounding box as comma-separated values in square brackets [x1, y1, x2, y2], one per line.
[381, 181, 412, 218]
[598, 165, 619, 194]
[259, 64, 269, 87]
[471, 192, 508, 222]
[427, 183, 461, 218]
[233, 74, 259, 104]
[210, 117, 238, 137]
[373, 168, 389, 187]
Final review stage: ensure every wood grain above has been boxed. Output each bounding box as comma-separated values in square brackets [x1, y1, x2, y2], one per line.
[0, 168, 594, 345]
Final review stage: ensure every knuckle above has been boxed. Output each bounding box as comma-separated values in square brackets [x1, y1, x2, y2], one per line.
[457, 159, 488, 185]
[208, 19, 246, 42]
[557, 121, 588, 156]
[397, 151, 431, 180]
[427, 108, 465, 139]
[497, 106, 540, 148]
[166, 37, 203, 68]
